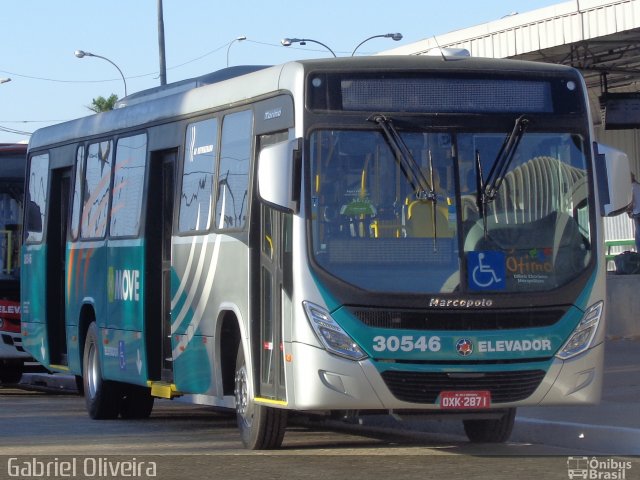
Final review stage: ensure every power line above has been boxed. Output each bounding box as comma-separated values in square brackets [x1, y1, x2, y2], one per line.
[0, 119, 67, 123]
[0, 125, 32, 136]
[0, 37, 353, 86]
[0, 40, 243, 85]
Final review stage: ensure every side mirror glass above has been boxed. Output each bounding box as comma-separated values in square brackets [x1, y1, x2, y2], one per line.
[595, 143, 632, 216]
[257, 138, 300, 213]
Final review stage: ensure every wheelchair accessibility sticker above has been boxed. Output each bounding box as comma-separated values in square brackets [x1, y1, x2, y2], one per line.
[467, 251, 506, 291]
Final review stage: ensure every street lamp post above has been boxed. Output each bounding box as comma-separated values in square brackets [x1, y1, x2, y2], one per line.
[281, 38, 336, 58]
[226, 36, 247, 67]
[74, 50, 128, 97]
[351, 33, 403, 56]
[0, 78, 11, 84]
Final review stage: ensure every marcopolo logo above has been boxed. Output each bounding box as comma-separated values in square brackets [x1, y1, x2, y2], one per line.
[108, 267, 141, 303]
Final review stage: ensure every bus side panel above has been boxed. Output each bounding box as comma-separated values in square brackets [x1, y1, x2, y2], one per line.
[65, 244, 82, 375]
[103, 240, 149, 385]
[170, 236, 215, 395]
[169, 235, 249, 396]
[21, 244, 49, 366]
[66, 243, 108, 373]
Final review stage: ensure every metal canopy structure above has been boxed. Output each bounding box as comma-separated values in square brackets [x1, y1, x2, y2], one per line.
[383, 0, 640, 245]
[383, 0, 640, 127]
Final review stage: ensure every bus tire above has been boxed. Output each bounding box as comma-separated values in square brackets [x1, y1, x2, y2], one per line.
[119, 385, 154, 419]
[234, 344, 287, 449]
[463, 408, 516, 443]
[83, 322, 120, 419]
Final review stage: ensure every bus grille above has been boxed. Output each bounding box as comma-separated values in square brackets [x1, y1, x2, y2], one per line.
[380, 369, 546, 404]
[351, 307, 566, 330]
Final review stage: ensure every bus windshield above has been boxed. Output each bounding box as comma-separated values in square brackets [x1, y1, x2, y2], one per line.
[0, 180, 22, 281]
[309, 128, 591, 294]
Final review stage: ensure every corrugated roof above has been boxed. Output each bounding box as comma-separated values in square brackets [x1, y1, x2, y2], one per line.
[384, 1, 640, 245]
[383, 0, 640, 127]
[384, 0, 640, 59]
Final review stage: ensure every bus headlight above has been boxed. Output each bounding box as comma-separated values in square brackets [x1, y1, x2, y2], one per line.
[303, 301, 367, 361]
[556, 301, 603, 360]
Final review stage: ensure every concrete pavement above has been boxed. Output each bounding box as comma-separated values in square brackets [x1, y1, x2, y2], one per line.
[514, 337, 640, 454]
[15, 337, 640, 454]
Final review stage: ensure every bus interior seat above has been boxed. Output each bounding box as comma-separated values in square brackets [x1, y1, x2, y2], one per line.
[406, 201, 452, 238]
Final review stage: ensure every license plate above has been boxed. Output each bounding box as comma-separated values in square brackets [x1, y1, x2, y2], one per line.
[439, 391, 491, 409]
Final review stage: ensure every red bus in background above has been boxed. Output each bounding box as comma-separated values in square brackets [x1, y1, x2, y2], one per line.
[0, 143, 28, 384]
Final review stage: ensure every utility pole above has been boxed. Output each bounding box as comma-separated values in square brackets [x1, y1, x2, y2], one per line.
[157, 0, 167, 85]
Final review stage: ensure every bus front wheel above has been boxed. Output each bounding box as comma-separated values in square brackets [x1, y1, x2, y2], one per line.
[83, 322, 120, 419]
[234, 344, 287, 449]
[463, 408, 516, 443]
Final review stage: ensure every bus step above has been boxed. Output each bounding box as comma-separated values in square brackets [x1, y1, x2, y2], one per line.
[148, 381, 181, 399]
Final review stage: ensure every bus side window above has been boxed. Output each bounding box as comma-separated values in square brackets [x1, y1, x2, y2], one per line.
[110, 134, 148, 237]
[81, 141, 113, 239]
[70, 146, 84, 240]
[179, 118, 218, 233]
[25, 153, 49, 243]
[216, 110, 253, 230]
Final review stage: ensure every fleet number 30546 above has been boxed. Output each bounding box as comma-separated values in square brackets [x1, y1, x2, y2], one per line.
[372, 335, 441, 353]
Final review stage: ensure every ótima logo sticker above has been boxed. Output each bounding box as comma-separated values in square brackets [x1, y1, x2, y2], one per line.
[467, 251, 506, 291]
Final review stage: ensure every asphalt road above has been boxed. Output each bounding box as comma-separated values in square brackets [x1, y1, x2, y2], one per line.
[2, 386, 636, 480]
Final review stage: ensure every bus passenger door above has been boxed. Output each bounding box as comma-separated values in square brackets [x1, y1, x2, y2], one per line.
[46, 168, 71, 366]
[258, 205, 289, 401]
[145, 150, 176, 383]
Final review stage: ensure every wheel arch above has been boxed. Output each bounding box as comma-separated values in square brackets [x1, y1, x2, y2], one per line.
[76, 302, 97, 375]
[216, 307, 243, 397]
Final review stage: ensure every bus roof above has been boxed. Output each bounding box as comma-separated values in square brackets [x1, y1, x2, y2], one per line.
[28, 56, 579, 152]
[0, 143, 27, 179]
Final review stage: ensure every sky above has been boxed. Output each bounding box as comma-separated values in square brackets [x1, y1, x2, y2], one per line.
[0, 0, 563, 144]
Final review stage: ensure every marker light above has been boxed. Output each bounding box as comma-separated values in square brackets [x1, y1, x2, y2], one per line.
[303, 301, 367, 361]
[556, 301, 603, 360]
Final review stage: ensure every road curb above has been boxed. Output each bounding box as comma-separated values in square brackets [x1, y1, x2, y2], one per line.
[20, 373, 78, 394]
[513, 417, 640, 455]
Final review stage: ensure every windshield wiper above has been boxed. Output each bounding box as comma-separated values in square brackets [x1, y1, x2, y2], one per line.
[476, 115, 530, 238]
[368, 114, 436, 202]
[368, 114, 439, 249]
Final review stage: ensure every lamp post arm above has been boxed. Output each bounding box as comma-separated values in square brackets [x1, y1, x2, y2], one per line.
[352, 33, 403, 56]
[91, 53, 128, 97]
[284, 38, 336, 57]
[351, 35, 383, 56]
[305, 39, 336, 58]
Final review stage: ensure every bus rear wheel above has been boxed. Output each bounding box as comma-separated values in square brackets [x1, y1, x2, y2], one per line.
[234, 344, 287, 449]
[83, 322, 120, 419]
[463, 408, 516, 443]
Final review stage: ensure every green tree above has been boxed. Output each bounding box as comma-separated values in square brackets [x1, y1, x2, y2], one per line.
[88, 94, 119, 112]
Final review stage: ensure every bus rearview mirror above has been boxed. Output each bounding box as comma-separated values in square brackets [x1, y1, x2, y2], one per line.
[257, 138, 301, 213]
[595, 142, 632, 217]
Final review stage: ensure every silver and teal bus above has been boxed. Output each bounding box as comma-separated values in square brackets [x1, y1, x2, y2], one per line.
[21, 56, 630, 449]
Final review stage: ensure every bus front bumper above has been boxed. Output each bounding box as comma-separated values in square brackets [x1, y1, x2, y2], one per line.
[0, 331, 31, 360]
[287, 341, 604, 411]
